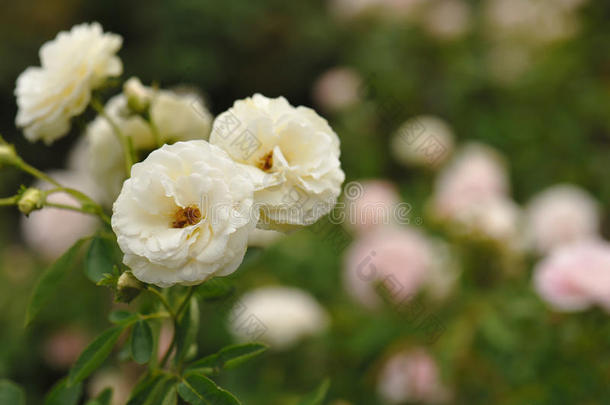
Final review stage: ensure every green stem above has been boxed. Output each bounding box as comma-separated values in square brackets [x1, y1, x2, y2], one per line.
[91, 97, 135, 175]
[176, 286, 195, 318]
[17, 161, 61, 187]
[147, 287, 176, 319]
[43, 190, 111, 226]
[148, 118, 163, 149]
[159, 287, 195, 369]
[0, 196, 18, 206]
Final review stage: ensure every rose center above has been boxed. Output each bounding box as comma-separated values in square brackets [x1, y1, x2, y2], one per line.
[257, 151, 273, 172]
[172, 205, 202, 228]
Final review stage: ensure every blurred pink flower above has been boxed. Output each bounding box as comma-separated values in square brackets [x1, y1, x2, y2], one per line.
[377, 348, 450, 404]
[345, 180, 402, 234]
[533, 240, 610, 312]
[421, 0, 471, 41]
[42, 326, 90, 369]
[431, 143, 509, 220]
[526, 184, 600, 254]
[343, 226, 433, 308]
[20, 170, 99, 261]
[312, 67, 362, 112]
[329, 0, 424, 21]
[88, 367, 137, 405]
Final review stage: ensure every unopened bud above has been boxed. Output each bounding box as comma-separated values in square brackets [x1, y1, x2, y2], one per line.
[124, 77, 151, 114]
[0, 144, 19, 167]
[18, 188, 43, 216]
[117, 271, 144, 303]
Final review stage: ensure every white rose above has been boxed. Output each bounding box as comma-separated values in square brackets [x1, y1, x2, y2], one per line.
[209, 94, 345, 231]
[15, 22, 122, 144]
[525, 184, 600, 254]
[86, 78, 213, 205]
[111, 141, 256, 288]
[229, 286, 329, 350]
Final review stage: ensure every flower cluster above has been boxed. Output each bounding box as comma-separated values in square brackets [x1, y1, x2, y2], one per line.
[13, 23, 345, 288]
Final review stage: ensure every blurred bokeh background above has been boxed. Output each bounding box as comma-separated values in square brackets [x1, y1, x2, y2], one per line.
[2, 0, 610, 404]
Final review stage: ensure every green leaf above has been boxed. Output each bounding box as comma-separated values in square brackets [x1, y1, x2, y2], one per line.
[84, 388, 112, 405]
[85, 237, 118, 283]
[25, 238, 87, 326]
[126, 374, 176, 405]
[68, 326, 124, 386]
[126, 374, 163, 405]
[45, 377, 82, 405]
[0, 379, 25, 405]
[174, 297, 200, 365]
[109, 310, 135, 324]
[299, 379, 330, 405]
[177, 374, 240, 405]
[186, 343, 268, 374]
[196, 279, 235, 302]
[131, 320, 153, 364]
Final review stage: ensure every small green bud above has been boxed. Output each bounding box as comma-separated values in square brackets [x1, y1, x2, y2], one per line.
[0, 144, 19, 167]
[117, 271, 144, 303]
[124, 77, 151, 114]
[17, 188, 44, 215]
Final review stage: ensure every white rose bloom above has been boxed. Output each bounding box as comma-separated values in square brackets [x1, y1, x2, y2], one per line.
[209, 94, 345, 231]
[229, 286, 329, 350]
[525, 184, 600, 254]
[391, 115, 454, 168]
[111, 141, 257, 288]
[86, 78, 213, 205]
[21, 170, 99, 261]
[15, 22, 122, 144]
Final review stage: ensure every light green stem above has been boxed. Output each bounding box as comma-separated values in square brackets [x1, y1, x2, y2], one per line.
[91, 97, 135, 175]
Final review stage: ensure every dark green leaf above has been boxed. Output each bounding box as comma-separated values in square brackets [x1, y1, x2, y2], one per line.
[196, 279, 235, 302]
[45, 377, 82, 405]
[0, 379, 25, 405]
[109, 310, 134, 324]
[25, 238, 87, 326]
[84, 388, 112, 405]
[177, 374, 240, 405]
[126, 374, 163, 405]
[131, 320, 153, 364]
[85, 237, 118, 283]
[186, 343, 268, 374]
[174, 297, 199, 365]
[126, 374, 176, 405]
[299, 379, 330, 405]
[68, 326, 124, 386]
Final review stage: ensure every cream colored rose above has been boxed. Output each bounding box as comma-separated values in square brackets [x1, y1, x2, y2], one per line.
[15, 22, 122, 144]
[391, 115, 454, 168]
[209, 94, 345, 231]
[111, 141, 256, 287]
[228, 286, 329, 350]
[86, 78, 213, 205]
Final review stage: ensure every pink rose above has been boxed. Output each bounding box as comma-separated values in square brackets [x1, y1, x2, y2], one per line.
[343, 226, 433, 308]
[345, 180, 402, 234]
[533, 240, 610, 312]
[377, 348, 450, 404]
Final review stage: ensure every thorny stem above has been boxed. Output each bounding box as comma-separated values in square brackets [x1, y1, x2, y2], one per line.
[91, 97, 136, 175]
